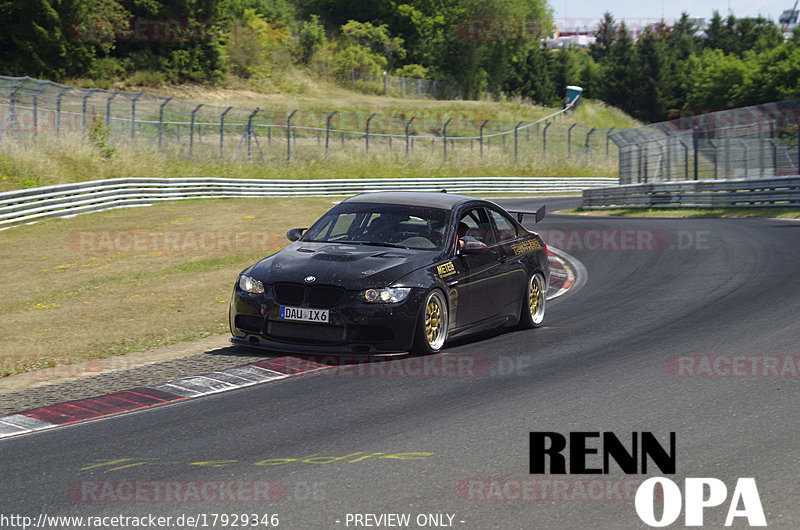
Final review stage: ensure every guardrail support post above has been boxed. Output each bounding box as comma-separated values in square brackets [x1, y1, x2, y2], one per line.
[219, 106, 233, 158]
[443, 118, 453, 162]
[189, 104, 204, 159]
[286, 110, 297, 162]
[158, 97, 173, 149]
[325, 111, 338, 156]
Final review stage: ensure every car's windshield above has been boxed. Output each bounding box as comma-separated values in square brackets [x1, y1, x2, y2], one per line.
[302, 202, 450, 250]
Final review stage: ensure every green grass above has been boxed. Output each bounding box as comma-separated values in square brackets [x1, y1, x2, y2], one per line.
[0, 198, 333, 377]
[0, 70, 638, 193]
[0, 130, 619, 192]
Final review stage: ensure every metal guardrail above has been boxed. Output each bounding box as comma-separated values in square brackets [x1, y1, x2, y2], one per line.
[0, 177, 616, 229]
[581, 175, 800, 209]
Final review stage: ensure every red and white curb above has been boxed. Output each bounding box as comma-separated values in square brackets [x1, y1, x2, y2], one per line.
[0, 250, 584, 440]
[0, 357, 329, 439]
[547, 246, 586, 300]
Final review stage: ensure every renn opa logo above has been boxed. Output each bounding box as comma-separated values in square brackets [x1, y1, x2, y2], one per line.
[529, 432, 766, 527]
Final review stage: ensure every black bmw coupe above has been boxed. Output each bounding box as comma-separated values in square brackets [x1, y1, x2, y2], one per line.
[229, 191, 549, 355]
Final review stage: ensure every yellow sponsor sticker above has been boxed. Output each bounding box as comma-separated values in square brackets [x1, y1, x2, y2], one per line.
[511, 240, 541, 255]
[437, 261, 456, 278]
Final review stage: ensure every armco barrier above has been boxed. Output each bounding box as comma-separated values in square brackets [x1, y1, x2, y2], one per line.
[0, 176, 616, 229]
[582, 175, 800, 209]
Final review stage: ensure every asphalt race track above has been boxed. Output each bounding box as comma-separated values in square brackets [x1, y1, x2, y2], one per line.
[2, 197, 800, 529]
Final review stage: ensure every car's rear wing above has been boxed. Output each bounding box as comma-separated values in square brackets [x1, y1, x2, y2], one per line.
[507, 205, 546, 224]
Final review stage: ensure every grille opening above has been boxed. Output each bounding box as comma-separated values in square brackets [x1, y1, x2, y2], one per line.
[308, 286, 345, 308]
[273, 283, 345, 308]
[274, 283, 304, 305]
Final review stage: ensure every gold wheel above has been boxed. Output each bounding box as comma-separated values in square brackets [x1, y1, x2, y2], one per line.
[425, 298, 442, 344]
[521, 273, 545, 329]
[529, 277, 541, 318]
[416, 290, 447, 353]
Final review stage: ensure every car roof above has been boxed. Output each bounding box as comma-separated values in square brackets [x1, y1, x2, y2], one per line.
[342, 191, 488, 209]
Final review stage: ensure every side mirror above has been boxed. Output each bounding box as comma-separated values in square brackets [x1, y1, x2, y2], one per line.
[286, 227, 307, 242]
[458, 239, 488, 255]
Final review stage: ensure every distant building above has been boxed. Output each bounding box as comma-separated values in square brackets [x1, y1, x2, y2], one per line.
[544, 34, 596, 49]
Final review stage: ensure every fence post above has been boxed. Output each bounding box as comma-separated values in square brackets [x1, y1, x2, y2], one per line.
[219, 106, 232, 158]
[665, 136, 672, 181]
[683, 141, 689, 180]
[479, 120, 488, 157]
[383, 72, 387, 95]
[56, 87, 71, 136]
[158, 97, 173, 149]
[542, 122, 551, 158]
[105, 92, 119, 135]
[725, 136, 731, 179]
[130, 92, 144, 140]
[189, 104, 204, 159]
[325, 111, 337, 156]
[286, 110, 297, 162]
[405, 117, 415, 158]
[709, 139, 718, 179]
[32, 84, 46, 137]
[442, 118, 453, 162]
[81, 88, 98, 132]
[691, 125, 699, 180]
[567, 123, 577, 157]
[514, 121, 523, 164]
[606, 127, 615, 158]
[365, 112, 376, 153]
[583, 127, 595, 160]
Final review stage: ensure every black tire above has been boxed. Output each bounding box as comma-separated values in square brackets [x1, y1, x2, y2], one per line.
[518, 272, 546, 329]
[411, 289, 449, 355]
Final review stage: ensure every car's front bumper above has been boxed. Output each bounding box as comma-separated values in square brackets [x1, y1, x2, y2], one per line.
[229, 287, 424, 354]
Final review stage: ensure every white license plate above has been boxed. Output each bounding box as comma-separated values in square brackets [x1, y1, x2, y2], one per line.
[279, 306, 330, 323]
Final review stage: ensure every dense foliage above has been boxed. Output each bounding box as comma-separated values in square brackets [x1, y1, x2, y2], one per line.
[0, 0, 798, 122]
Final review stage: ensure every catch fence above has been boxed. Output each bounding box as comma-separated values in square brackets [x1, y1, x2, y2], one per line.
[612, 100, 800, 184]
[0, 76, 618, 166]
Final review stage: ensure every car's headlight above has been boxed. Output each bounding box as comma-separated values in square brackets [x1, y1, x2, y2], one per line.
[239, 274, 264, 294]
[361, 287, 411, 303]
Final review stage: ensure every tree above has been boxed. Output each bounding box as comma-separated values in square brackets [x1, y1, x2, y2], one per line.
[0, 0, 115, 78]
[590, 12, 617, 62]
[683, 49, 748, 110]
[297, 14, 325, 63]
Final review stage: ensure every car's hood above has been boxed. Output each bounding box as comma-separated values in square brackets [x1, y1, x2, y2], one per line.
[249, 242, 440, 288]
